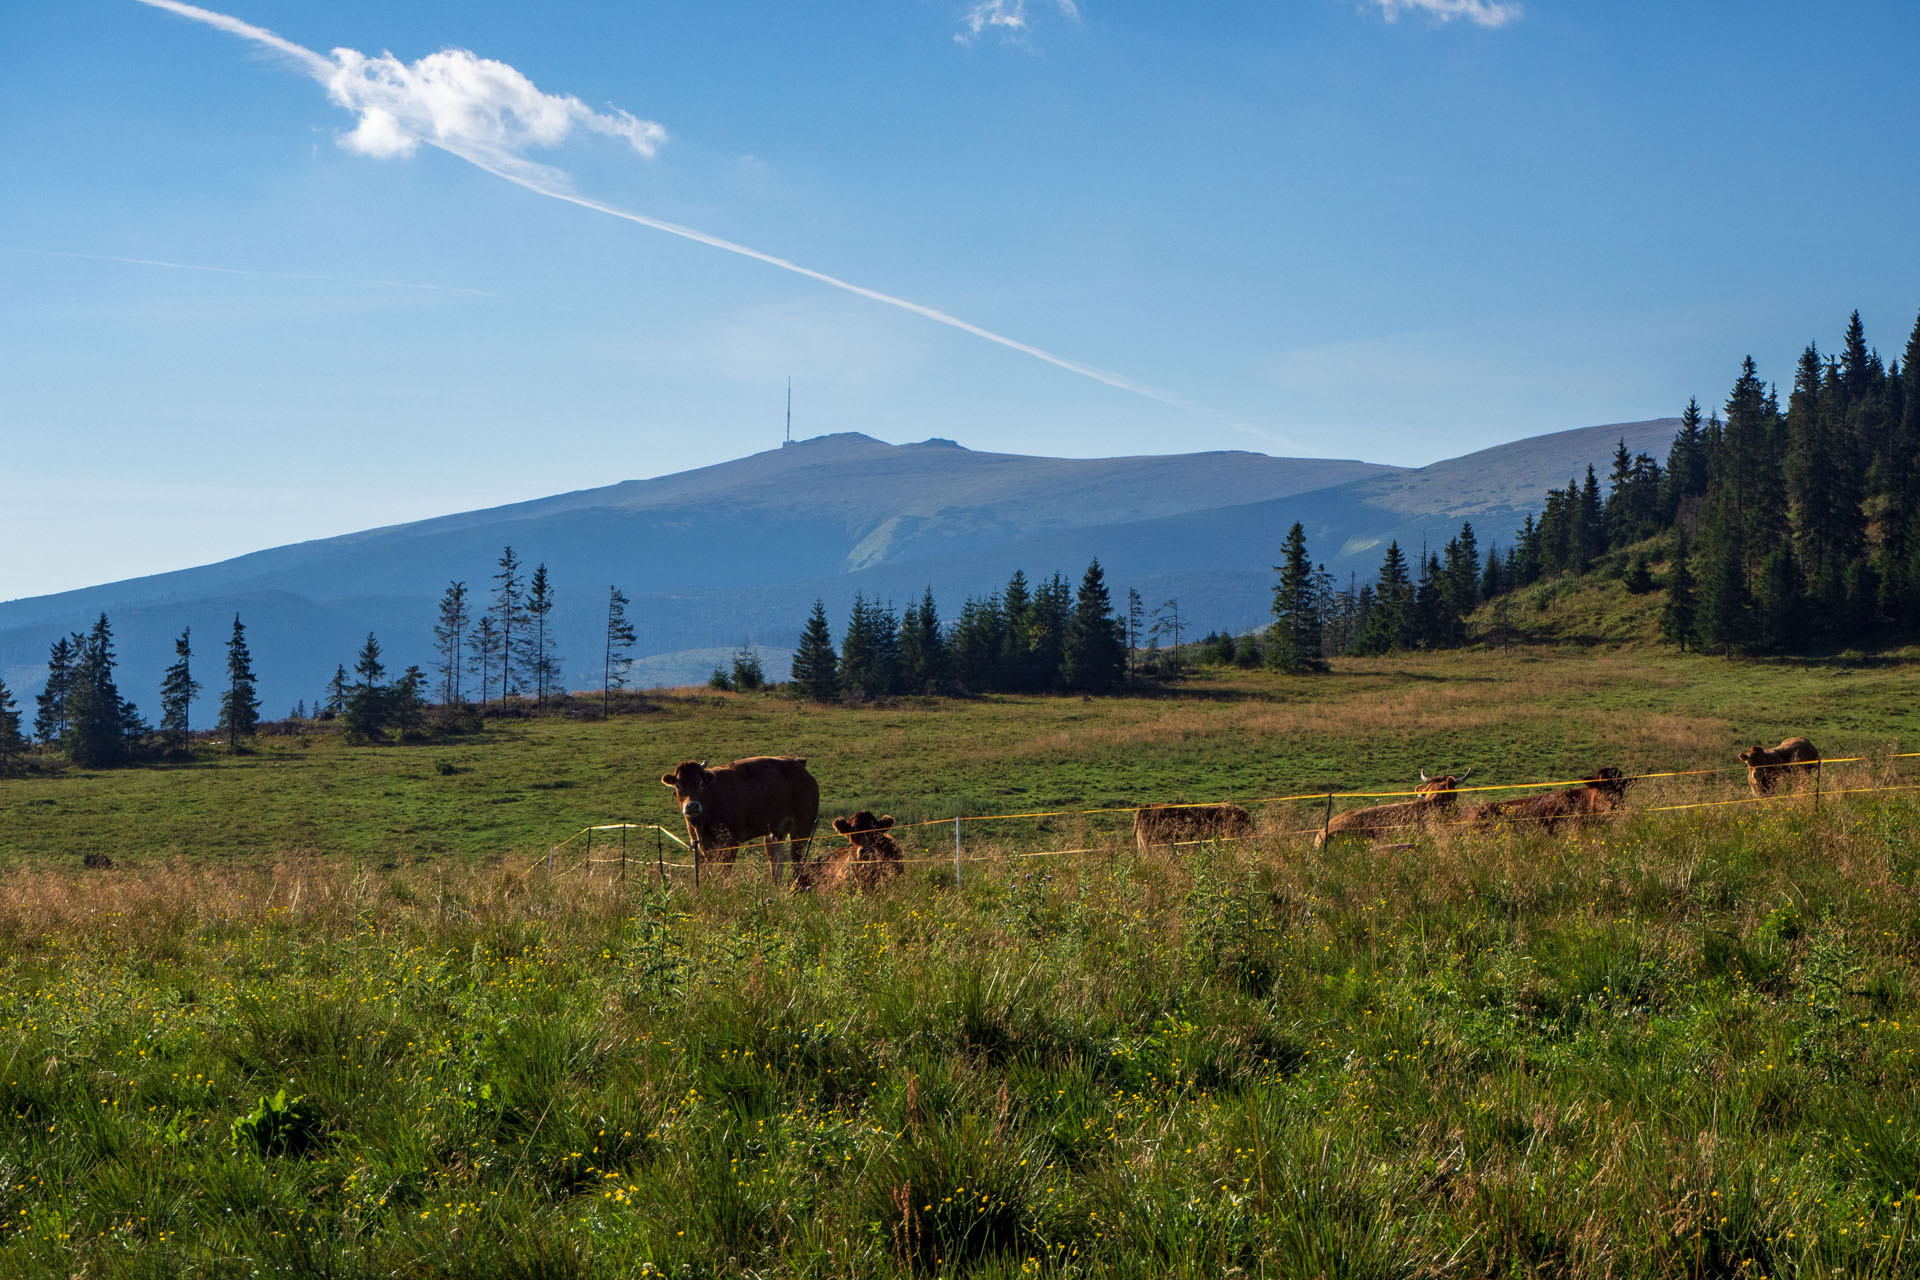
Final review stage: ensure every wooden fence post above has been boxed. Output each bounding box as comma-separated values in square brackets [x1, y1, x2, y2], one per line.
[954, 817, 963, 888]
[1321, 792, 1334, 845]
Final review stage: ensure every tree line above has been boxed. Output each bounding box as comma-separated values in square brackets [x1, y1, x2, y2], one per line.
[1512, 307, 1920, 654]
[785, 560, 1129, 701]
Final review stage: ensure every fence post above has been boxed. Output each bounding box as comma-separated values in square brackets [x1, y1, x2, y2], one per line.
[546, 844, 555, 879]
[585, 827, 593, 880]
[694, 837, 701, 888]
[1321, 792, 1333, 845]
[954, 817, 963, 888]
[621, 825, 628, 887]
[656, 827, 665, 885]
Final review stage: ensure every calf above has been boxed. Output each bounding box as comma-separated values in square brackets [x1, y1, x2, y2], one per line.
[660, 756, 820, 884]
[1738, 737, 1821, 798]
[794, 811, 905, 892]
[1315, 771, 1471, 849]
[1465, 767, 1632, 833]
[1133, 802, 1255, 851]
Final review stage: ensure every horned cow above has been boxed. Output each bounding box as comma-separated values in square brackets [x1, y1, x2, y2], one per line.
[1133, 802, 1255, 851]
[1738, 737, 1822, 798]
[660, 756, 820, 884]
[1464, 767, 1633, 832]
[1315, 771, 1471, 849]
[794, 811, 906, 892]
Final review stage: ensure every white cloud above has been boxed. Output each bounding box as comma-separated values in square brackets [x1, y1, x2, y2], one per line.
[1370, 0, 1521, 29]
[325, 46, 666, 177]
[956, 0, 1081, 45]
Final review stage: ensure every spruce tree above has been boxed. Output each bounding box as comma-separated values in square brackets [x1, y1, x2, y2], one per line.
[433, 581, 470, 707]
[1028, 574, 1072, 692]
[729, 644, 766, 692]
[1267, 522, 1325, 672]
[347, 632, 390, 741]
[159, 627, 201, 750]
[1661, 537, 1697, 651]
[952, 596, 1004, 691]
[391, 666, 428, 739]
[65, 614, 139, 767]
[603, 585, 636, 713]
[522, 563, 560, 707]
[0, 678, 24, 775]
[1697, 518, 1753, 655]
[322, 665, 350, 719]
[791, 600, 840, 702]
[1063, 558, 1127, 692]
[1000, 571, 1034, 690]
[490, 546, 526, 700]
[219, 614, 260, 750]
[468, 615, 501, 708]
[34, 635, 76, 744]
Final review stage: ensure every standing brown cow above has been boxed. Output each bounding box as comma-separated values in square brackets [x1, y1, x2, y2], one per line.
[1738, 737, 1821, 798]
[1315, 771, 1471, 849]
[1133, 803, 1256, 851]
[660, 756, 819, 884]
[1464, 767, 1632, 832]
[793, 811, 906, 891]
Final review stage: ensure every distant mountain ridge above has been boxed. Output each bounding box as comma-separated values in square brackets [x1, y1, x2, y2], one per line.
[0, 419, 1678, 714]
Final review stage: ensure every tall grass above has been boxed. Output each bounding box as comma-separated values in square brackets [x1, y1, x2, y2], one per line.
[5, 785, 1920, 1276]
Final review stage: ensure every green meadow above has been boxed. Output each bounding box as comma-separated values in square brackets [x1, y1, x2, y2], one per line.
[4, 644, 1920, 1277]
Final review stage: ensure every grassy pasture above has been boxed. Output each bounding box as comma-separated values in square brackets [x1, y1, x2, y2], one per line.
[3, 645, 1918, 868]
[4, 644, 1920, 1277]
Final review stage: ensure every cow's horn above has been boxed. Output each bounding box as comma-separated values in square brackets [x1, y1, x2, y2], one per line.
[1419, 770, 1430, 783]
[1458, 767, 1474, 781]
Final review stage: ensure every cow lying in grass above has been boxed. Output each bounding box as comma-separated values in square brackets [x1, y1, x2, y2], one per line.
[1132, 802, 1255, 851]
[1738, 737, 1821, 798]
[1315, 771, 1471, 849]
[793, 811, 905, 891]
[1463, 767, 1632, 833]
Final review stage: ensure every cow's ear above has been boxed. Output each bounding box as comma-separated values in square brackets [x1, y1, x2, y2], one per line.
[833, 817, 854, 834]
[877, 815, 895, 829]
[660, 773, 677, 787]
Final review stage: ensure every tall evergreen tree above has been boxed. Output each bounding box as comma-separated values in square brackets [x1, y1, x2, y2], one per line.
[1785, 342, 1863, 583]
[218, 614, 260, 750]
[468, 615, 501, 708]
[34, 635, 76, 744]
[1696, 518, 1753, 655]
[1267, 522, 1325, 672]
[898, 587, 946, 694]
[790, 600, 840, 702]
[322, 665, 350, 719]
[603, 585, 636, 713]
[391, 666, 428, 739]
[1125, 588, 1144, 675]
[159, 627, 201, 750]
[432, 580, 470, 707]
[347, 632, 390, 741]
[1063, 559, 1127, 692]
[490, 546, 527, 700]
[1663, 396, 1710, 516]
[0, 678, 24, 775]
[952, 595, 1005, 691]
[65, 614, 141, 766]
[522, 563, 561, 707]
[1027, 574, 1072, 691]
[1661, 536, 1697, 651]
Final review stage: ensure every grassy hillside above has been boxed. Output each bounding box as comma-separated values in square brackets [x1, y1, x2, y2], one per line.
[4, 645, 1920, 1277]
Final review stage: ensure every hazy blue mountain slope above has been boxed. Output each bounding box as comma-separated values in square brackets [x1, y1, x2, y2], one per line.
[0, 421, 1675, 714]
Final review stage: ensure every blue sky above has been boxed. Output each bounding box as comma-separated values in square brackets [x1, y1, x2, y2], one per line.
[3, 0, 1917, 600]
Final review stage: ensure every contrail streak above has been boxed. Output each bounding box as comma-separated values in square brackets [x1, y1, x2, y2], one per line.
[132, 0, 1204, 416]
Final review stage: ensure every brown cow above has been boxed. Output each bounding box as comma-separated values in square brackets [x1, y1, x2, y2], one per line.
[1133, 803, 1255, 851]
[1738, 737, 1821, 798]
[660, 756, 819, 884]
[1464, 767, 1632, 832]
[793, 811, 906, 891]
[1315, 771, 1471, 849]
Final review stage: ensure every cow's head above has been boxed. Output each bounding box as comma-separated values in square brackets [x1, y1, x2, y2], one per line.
[1737, 745, 1763, 767]
[660, 760, 713, 820]
[832, 811, 896, 849]
[1415, 768, 1472, 804]
[1585, 766, 1631, 797]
